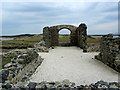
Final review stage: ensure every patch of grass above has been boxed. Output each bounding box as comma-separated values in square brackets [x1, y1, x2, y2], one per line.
[2, 34, 43, 49]
[59, 35, 101, 46]
[1, 35, 43, 69]
[59, 34, 70, 43]
[1, 34, 101, 49]
[2, 53, 18, 68]
[87, 36, 101, 46]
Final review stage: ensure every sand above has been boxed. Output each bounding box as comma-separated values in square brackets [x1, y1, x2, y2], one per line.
[29, 47, 119, 85]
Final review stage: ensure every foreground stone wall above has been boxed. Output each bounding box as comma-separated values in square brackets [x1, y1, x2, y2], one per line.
[0, 49, 43, 86]
[43, 24, 87, 52]
[1, 80, 119, 89]
[95, 34, 120, 72]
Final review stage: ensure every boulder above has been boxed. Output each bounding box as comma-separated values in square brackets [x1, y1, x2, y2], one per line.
[2, 83, 12, 89]
[11, 58, 17, 63]
[114, 60, 120, 65]
[28, 82, 37, 89]
[17, 58, 25, 64]
[62, 79, 71, 86]
[4, 63, 12, 68]
[0, 69, 9, 83]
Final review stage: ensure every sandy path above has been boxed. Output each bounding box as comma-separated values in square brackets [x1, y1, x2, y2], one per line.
[29, 47, 118, 85]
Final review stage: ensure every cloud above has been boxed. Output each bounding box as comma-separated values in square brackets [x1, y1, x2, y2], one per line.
[1, 1, 118, 35]
[89, 21, 118, 34]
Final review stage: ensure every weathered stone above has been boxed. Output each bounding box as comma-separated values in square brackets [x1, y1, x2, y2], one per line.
[0, 69, 9, 83]
[70, 82, 75, 87]
[36, 81, 47, 89]
[11, 58, 17, 63]
[43, 24, 87, 52]
[95, 34, 120, 72]
[17, 64, 24, 70]
[2, 83, 12, 89]
[21, 76, 28, 82]
[4, 63, 12, 68]
[28, 82, 37, 89]
[62, 79, 71, 85]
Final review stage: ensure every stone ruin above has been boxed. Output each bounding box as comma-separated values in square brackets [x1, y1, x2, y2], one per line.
[95, 34, 120, 72]
[43, 24, 87, 52]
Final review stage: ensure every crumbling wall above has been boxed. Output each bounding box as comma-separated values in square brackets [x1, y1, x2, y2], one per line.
[76, 23, 87, 52]
[43, 24, 87, 52]
[50, 27, 59, 46]
[43, 27, 51, 48]
[95, 34, 120, 72]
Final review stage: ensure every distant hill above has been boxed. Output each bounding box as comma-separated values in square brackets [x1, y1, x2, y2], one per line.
[89, 33, 120, 36]
[1, 34, 39, 38]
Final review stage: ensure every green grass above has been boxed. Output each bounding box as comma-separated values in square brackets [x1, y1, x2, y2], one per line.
[1, 35, 43, 69]
[1, 35, 43, 49]
[59, 35, 70, 43]
[59, 35, 101, 46]
[1, 34, 101, 49]
[87, 36, 101, 46]
[2, 53, 18, 68]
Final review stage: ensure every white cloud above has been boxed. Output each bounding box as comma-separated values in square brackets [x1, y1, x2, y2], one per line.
[89, 21, 118, 34]
[1, 1, 118, 35]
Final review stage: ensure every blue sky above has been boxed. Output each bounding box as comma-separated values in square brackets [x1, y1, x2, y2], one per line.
[0, 1, 118, 35]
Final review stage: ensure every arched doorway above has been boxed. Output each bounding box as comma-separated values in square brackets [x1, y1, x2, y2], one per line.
[58, 29, 71, 46]
[43, 24, 87, 52]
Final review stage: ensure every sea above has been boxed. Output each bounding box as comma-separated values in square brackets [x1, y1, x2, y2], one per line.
[0, 38, 14, 41]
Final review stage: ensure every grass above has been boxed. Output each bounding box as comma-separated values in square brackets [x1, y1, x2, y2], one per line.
[59, 34, 70, 43]
[2, 53, 18, 68]
[1, 34, 43, 49]
[1, 34, 43, 69]
[87, 35, 101, 46]
[59, 35, 101, 46]
[1, 34, 101, 49]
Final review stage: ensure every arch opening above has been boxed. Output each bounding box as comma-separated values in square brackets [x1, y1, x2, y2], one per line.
[43, 24, 87, 52]
[58, 29, 71, 46]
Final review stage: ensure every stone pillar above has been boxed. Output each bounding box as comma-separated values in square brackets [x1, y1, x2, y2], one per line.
[77, 23, 87, 52]
[50, 27, 59, 46]
[43, 27, 51, 48]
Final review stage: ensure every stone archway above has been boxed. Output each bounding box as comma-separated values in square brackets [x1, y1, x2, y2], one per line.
[43, 23, 87, 52]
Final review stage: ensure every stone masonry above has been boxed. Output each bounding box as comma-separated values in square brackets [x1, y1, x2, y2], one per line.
[95, 34, 120, 72]
[43, 24, 87, 52]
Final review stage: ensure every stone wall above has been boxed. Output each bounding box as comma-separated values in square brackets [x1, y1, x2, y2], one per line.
[0, 49, 44, 86]
[95, 34, 120, 72]
[43, 27, 51, 48]
[76, 23, 87, 52]
[43, 24, 87, 52]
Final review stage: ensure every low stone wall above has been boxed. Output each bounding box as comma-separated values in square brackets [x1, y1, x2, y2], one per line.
[95, 34, 120, 72]
[1, 80, 120, 89]
[0, 49, 44, 87]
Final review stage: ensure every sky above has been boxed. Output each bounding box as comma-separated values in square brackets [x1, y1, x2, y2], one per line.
[0, 1, 119, 35]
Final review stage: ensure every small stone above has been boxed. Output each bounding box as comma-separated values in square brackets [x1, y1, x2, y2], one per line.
[4, 63, 12, 68]
[62, 79, 71, 85]
[28, 82, 37, 89]
[2, 83, 12, 89]
[71, 82, 75, 87]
